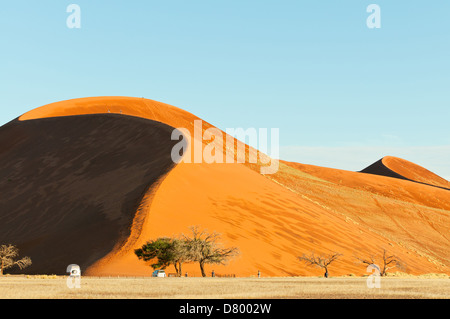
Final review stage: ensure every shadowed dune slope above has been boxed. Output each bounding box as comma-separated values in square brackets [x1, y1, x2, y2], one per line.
[360, 156, 450, 190]
[0, 114, 178, 274]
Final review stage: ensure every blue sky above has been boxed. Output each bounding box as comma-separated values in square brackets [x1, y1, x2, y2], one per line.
[0, 1, 449, 178]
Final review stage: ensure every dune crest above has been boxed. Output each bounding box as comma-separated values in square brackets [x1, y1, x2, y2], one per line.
[360, 156, 450, 190]
[383, 156, 450, 189]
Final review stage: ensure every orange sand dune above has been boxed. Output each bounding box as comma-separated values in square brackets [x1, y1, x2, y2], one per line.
[383, 156, 450, 189]
[361, 156, 450, 190]
[10, 97, 450, 277]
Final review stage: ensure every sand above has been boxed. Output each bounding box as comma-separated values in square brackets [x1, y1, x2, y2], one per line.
[1, 96, 447, 277]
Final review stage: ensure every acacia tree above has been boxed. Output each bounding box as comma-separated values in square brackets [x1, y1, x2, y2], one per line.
[354, 248, 403, 276]
[183, 226, 239, 277]
[134, 237, 188, 276]
[298, 251, 342, 278]
[0, 244, 32, 275]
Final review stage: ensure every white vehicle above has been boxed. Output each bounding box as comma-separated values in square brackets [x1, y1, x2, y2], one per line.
[152, 270, 166, 277]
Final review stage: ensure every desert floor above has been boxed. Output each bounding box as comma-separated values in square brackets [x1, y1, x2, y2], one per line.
[0, 275, 448, 299]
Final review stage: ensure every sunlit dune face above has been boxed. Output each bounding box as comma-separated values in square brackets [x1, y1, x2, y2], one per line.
[382, 156, 450, 189]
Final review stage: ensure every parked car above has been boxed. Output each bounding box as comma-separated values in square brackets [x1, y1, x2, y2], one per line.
[152, 270, 166, 277]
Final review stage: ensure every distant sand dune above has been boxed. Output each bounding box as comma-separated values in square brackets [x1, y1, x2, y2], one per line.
[360, 156, 450, 190]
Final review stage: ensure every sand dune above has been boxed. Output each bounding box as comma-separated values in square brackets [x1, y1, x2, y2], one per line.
[0, 97, 448, 277]
[361, 156, 449, 190]
[383, 156, 449, 189]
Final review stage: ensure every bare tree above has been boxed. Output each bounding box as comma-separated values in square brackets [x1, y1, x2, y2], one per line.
[355, 248, 403, 276]
[171, 237, 190, 277]
[0, 244, 32, 275]
[298, 251, 342, 278]
[182, 226, 239, 277]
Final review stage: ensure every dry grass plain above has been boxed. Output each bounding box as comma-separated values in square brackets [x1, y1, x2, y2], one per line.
[0, 275, 449, 299]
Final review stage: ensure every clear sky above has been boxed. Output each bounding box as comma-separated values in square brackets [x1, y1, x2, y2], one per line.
[0, 1, 449, 179]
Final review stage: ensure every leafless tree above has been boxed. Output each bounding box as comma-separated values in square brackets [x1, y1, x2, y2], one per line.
[171, 237, 190, 277]
[298, 251, 342, 278]
[354, 248, 403, 276]
[0, 244, 32, 275]
[182, 226, 239, 277]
